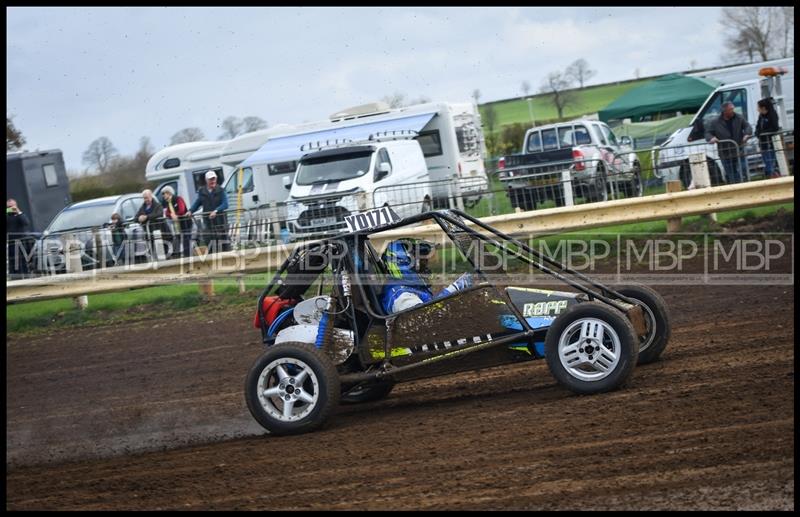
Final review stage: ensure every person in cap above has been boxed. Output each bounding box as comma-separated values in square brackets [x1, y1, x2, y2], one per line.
[187, 170, 230, 253]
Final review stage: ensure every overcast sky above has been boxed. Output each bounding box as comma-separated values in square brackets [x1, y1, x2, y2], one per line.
[7, 6, 727, 173]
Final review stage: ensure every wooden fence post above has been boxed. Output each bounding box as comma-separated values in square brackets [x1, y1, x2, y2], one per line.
[666, 180, 682, 233]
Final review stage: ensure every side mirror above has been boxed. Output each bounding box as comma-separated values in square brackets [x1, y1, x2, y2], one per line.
[282, 176, 292, 190]
[619, 136, 633, 147]
[376, 162, 391, 181]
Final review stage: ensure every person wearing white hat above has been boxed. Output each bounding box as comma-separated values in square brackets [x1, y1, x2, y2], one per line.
[187, 169, 231, 252]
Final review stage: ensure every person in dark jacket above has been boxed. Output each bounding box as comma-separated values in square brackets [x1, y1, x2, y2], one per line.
[187, 170, 230, 253]
[6, 198, 31, 277]
[755, 98, 781, 179]
[704, 101, 753, 184]
[136, 189, 166, 261]
[108, 212, 128, 266]
[160, 185, 193, 258]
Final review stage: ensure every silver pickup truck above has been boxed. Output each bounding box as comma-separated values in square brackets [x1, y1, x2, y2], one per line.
[497, 120, 643, 210]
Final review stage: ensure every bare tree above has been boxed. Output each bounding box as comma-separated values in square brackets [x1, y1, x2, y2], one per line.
[719, 7, 792, 63]
[6, 115, 25, 151]
[472, 89, 481, 104]
[381, 92, 407, 109]
[538, 71, 578, 120]
[170, 127, 206, 145]
[218, 116, 244, 140]
[82, 137, 118, 174]
[566, 59, 596, 88]
[242, 116, 268, 133]
[521, 80, 531, 97]
[779, 6, 794, 58]
[407, 95, 431, 106]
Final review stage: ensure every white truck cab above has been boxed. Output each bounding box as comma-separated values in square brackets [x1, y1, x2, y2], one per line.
[285, 136, 431, 235]
[655, 62, 794, 185]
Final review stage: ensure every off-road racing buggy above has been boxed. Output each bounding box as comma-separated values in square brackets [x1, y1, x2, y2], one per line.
[245, 208, 671, 436]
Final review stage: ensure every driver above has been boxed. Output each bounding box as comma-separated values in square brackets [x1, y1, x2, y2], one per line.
[379, 239, 473, 314]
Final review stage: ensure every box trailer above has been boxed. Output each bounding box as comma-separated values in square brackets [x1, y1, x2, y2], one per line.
[6, 149, 72, 233]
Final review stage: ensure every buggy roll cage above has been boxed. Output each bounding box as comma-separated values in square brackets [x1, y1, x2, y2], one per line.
[256, 209, 641, 342]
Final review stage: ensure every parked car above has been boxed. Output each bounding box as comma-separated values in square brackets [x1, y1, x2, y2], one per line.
[31, 194, 155, 274]
[654, 62, 794, 186]
[497, 120, 643, 210]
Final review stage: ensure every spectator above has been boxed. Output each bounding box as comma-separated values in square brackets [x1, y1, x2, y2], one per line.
[136, 189, 165, 260]
[160, 185, 192, 258]
[187, 170, 230, 253]
[109, 212, 128, 265]
[755, 98, 781, 179]
[704, 101, 753, 184]
[6, 198, 31, 277]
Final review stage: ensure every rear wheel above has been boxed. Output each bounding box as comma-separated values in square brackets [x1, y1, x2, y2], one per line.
[245, 342, 340, 436]
[545, 302, 639, 394]
[614, 284, 671, 365]
[586, 164, 609, 203]
[622, 163, 644, 198]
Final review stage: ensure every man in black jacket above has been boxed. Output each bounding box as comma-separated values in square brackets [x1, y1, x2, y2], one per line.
[6, 198, 31, 277]
[704, 102, 753, 184]
[187, 170, 231, 253]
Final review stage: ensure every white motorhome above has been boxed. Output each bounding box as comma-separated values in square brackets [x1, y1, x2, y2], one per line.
[145, 141, 229, 207]
[655, 60, 794, 185]
[285, 135, 432, 235]
[232, 101, 487, 212]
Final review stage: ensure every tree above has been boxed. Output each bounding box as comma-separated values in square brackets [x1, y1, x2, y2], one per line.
[521, 80, 531, 97]
[482, 105, 498, 156]
[566, 59, 596, 88]
[539, 71, 578, 119]
[719, 7, 793, 63]
[170, 127, 206, 145]
[381, 92, 407, 108]
[472, 89, 481, 104]
[218, 116, 244, 140]
[6, 116, 25, 151]
[242, 116, 268, 133]
[82, 137, 118, 174]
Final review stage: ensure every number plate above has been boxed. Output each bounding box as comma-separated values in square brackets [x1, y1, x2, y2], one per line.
[310, 216, 338, 226]
[343, 206, 401, 232]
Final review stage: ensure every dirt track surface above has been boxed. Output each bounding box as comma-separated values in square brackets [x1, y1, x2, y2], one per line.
[6, 280, 795, 509]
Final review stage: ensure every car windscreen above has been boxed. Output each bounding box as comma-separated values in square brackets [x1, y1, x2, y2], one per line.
[295, 151, 373, 185]
[47, 202, 116, 233]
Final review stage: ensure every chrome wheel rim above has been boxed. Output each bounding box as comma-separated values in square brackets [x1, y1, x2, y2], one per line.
[558, 318, 621, 381]
[257, 357, 320, 423]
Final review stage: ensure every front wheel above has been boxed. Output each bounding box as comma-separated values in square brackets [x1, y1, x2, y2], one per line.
[245, 342, 340, 436]
[545, 301, 639, 394]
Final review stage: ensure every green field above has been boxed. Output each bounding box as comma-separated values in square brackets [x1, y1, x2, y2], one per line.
[480, 79, 651, 130]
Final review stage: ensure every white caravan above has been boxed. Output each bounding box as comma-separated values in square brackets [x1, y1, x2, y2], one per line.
[232, 101, 488, 212]
[655, 60, 794, 185]
[145, 141, 229, 207]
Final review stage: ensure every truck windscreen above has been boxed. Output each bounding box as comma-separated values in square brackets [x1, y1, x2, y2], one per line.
[295, 151, 372, 185]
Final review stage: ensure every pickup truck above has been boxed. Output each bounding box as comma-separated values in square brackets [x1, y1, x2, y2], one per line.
[496, 120, 643, 210]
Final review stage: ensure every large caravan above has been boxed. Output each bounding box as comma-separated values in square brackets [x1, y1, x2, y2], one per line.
[231, 101, 487, 212]
[145, 141, 229, 208]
